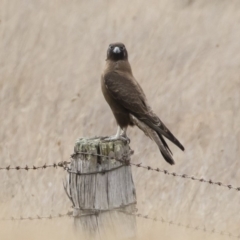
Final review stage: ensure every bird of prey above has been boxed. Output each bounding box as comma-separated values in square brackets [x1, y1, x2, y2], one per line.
[101, 42, 184, 165]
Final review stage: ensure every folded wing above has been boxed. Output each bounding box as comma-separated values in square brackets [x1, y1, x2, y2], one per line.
[104, 72, 185, 154]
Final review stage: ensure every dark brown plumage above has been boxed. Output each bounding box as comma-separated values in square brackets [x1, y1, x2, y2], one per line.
[101, 42, 184, 165]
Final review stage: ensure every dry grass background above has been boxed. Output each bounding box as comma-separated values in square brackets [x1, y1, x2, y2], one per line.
[0, 0, 240, 239]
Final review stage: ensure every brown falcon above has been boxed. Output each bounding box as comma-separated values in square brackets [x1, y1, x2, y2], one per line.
[101, 42, 184, 165]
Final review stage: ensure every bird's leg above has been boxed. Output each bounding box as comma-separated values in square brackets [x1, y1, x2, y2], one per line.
[115, 126, 121, 138]
[120, 127, 130, 143]
[120, 127, 127, 137]
[103, 126, 129, 142]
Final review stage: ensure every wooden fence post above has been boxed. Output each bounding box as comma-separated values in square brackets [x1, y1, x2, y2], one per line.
[64, 136, 137, 239]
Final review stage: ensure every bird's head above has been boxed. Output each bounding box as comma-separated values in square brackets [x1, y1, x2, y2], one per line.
[107, 43, 128, 61]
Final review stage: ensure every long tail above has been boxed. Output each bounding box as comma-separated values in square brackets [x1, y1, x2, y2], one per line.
[132, 108, 184, 151]
[138, 114, 185, 151]
[130, 115, 175, 165]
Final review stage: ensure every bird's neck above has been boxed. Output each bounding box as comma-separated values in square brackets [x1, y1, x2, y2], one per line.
[105, 60, 133, 75]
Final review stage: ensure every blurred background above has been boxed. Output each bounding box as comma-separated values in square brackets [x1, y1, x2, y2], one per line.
[0, 0, 240, 239]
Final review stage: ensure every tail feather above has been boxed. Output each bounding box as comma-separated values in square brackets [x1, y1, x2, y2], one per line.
[132, 105, 185, 151]
[159, 149, 174, 165]
[130, 115, 175, 165]
[141, 118, 185, 151]
[149, 131, 175, 165]
[158, 134, 173, 155]
[155, 133, 174, 165]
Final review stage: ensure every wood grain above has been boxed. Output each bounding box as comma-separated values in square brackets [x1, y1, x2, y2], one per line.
[68, 137, 137, 238]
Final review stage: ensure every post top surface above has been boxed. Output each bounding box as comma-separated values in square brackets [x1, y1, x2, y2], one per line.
[74, 136, 129, 156]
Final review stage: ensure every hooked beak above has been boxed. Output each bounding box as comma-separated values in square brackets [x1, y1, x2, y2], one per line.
[113, 46, 121, 53]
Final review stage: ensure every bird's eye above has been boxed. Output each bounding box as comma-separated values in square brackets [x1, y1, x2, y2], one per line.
[109, 45, 113, 49]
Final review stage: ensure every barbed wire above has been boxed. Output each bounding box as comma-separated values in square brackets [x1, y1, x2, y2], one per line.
[0, 211, 72, 221]
[2, 208, 239, 239]
[1, 150, 239, 193]
[119, 211, 240, 239]
[1, 147, 239, 239]
[72, 151, 240, 192]
[0, 161, 70, 171]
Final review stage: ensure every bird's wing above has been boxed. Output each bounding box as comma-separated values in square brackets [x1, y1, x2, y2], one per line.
[104, 71, 148, 115]
[104, 71, 184, 151]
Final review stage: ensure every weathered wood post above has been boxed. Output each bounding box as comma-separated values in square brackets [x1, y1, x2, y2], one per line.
[65, 136, 137, 239]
